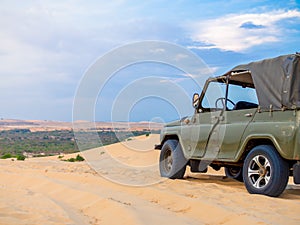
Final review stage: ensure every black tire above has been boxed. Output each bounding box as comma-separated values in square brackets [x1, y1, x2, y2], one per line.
[159, 139, 187, 179]
[225, 166, 243, 182]
[243, 145, 289, 197]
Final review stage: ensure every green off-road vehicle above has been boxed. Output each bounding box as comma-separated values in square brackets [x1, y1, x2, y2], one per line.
[155, 53, 300, 197]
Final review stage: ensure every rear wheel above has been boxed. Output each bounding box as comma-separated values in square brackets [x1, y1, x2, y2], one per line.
[243, 145, 289, 197]
[225, 166, 243, 182]
[159, 139, 187, 179]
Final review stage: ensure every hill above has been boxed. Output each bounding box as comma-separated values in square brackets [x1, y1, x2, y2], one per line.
[0, 119, 163, 132]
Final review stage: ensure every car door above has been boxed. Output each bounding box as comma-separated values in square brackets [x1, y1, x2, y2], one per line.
[216, 108, 257, 159]
[183, 81, 226, 159]
[193, 110, 222, 158]
[181, 110, 222, 159]
[216, 84, 258, 159]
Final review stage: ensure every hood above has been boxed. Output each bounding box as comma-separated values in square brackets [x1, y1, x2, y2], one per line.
[165, 116, 188, 127]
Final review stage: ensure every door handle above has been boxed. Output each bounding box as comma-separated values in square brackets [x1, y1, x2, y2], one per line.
[244, 113, 253, 117]
[212, 116, 224, 121]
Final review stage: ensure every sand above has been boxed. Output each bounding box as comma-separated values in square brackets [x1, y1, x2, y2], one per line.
[0, 134, 299, 225]
[0, 119, 162, 132]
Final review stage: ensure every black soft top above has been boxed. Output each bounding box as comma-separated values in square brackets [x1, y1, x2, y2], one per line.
[223, 53, 300, 110]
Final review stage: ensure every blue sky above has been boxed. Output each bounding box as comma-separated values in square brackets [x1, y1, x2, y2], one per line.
[0, 0, 299, 122]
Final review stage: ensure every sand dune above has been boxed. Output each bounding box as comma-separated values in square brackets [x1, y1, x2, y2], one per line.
[0, 134, 300, 225]
[0, 119, 162, 132]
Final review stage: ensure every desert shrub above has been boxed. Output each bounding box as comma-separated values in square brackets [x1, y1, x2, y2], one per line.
[1, 153, 13, 159]
[75, 154, 85, 161]
[67, 158, 75, 162]
[63, 154, 85, 162]
[33, 154, 46, 158]
[16, 154, 26, 160]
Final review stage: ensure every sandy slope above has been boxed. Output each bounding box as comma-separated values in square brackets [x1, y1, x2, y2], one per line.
[0, 119, 162, 132]
[0, 134, 300, 225]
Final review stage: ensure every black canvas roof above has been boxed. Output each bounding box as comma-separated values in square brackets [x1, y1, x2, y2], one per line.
[228, 53, 300, 110]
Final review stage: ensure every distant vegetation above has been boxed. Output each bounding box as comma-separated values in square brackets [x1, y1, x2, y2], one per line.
[1, 153, 26, 160]
[74, 130, 158, 150]
[0, 129, 160, 158]
[62, 154, 85, 162]
[0, 129, 76, 157]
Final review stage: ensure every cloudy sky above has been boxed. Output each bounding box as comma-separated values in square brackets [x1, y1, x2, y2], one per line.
[0, 0, 299, 122]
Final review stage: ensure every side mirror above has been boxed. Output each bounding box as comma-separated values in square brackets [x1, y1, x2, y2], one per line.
[192, 93, 200, 109]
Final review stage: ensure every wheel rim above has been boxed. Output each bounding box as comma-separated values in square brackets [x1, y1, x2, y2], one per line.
[164, 149, 173, 173]
[247, 155, 271, 189]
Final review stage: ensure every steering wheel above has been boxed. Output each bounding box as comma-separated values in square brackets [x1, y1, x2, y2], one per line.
[215, 97, 235, 110]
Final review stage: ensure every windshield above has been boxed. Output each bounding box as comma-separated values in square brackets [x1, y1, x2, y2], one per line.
[201, 81, 226, 109]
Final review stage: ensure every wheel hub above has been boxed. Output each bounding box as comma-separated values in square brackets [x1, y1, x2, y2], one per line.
[259, 168, 266, 176]
[164, 150, 173, 172]
[167, 156, 172, 170]
[248, 155, 271, 189]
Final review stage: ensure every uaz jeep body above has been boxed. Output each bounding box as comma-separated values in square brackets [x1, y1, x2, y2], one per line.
[155, 53, 300, 197]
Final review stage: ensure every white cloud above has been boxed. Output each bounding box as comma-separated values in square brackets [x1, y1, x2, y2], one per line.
[150, 48, 166, 54]
[188, 10, 300, 52]
[158, 66, 218, 84]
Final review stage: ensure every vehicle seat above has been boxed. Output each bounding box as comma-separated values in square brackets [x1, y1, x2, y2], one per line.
[233, 101, 258, 110]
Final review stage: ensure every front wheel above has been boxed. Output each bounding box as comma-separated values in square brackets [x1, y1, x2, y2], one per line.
[243, 145, 289, 197]
[159, 139, 187, 179]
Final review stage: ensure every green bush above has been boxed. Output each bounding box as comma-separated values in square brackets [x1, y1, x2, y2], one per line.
[33, 154, 47, 158]
[1, 153, 12, 159]
[16, 154, 26, 161]
[62, 154, 85, 162]
[67, 158, 75, 162]
[75, 154, 85, 161]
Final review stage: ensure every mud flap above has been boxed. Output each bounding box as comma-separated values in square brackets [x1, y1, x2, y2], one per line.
[154, 144, 162, 150]
[293, 162, 300, 184]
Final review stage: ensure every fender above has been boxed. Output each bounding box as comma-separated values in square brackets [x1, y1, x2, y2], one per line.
[235, 134, 285, 161]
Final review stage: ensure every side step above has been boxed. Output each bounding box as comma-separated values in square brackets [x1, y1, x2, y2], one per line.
[190, 160, 208, 173]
